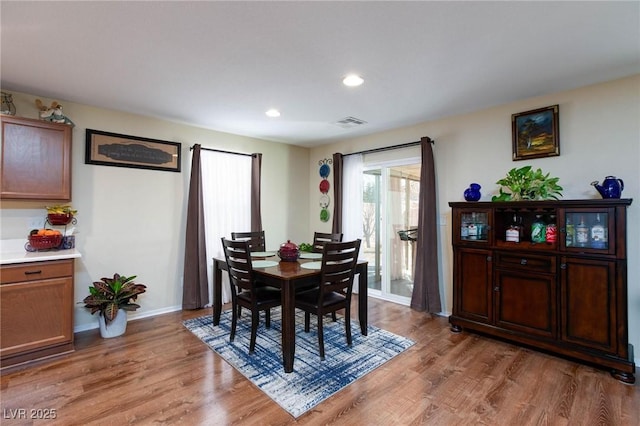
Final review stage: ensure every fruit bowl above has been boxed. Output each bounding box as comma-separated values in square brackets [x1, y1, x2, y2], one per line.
[28, 234, 63, 250]
[47, 212, 74, 225]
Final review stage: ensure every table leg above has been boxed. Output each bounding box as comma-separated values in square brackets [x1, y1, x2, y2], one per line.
[213, 259, 222, 325]
[281, 280, 295, 373]
[358, 262, 368, 336]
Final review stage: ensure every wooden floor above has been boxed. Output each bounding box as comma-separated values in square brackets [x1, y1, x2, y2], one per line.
[1, 298, 638, 425]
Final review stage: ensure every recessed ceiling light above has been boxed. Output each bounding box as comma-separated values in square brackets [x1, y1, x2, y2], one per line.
[265, 109, 281, 117]
[343, 74, 364, 87]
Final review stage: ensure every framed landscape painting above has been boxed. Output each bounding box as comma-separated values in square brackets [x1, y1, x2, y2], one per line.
[512, 105, 559, 161]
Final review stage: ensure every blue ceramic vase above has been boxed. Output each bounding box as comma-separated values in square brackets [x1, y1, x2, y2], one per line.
[464, 183, 481, 201]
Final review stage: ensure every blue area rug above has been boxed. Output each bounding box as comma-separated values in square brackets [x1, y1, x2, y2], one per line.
[183, 308, 414, 418]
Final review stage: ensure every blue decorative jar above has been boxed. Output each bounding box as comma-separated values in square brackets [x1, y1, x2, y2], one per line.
[464, 183, 482, 201]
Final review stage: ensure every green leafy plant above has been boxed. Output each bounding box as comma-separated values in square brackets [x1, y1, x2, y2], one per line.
[82, 273, 147, 324]
[492, 165, 563, 201]
[298, 242, 313, 252]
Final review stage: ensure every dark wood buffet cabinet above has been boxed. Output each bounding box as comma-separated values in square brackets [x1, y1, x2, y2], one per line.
[449, 199, 635, 384]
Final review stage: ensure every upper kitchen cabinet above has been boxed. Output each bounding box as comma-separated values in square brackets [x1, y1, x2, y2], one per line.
[1, 115, 72, 201]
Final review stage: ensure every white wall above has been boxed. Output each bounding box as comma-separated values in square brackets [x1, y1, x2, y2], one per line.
[310, 75, 640, 363]
[1, 91, 310, 331]
[2, 76, 637, 365]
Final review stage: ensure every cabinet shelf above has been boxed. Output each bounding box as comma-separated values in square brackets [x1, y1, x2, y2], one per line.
[449, 199, 634, 384]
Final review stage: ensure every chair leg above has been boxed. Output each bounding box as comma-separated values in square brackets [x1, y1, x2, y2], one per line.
[230, 304, 238, 342]
[249, 311, 259, 353]
[331, 312, 337, 322]
[304, 312, 311, 332]
[345, 305, 352, 346]
[317, 312, 325, 360]
[265, 308, 271, 328]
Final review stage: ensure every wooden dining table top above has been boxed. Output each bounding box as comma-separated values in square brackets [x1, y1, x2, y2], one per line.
[250, 256, 321, 278]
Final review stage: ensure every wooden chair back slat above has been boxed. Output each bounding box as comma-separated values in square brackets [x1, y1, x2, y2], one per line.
[231, 231, 266, 252]
[312, 232, 343, 253]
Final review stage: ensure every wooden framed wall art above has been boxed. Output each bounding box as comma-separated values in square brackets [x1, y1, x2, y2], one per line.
[512, 105, 559, 161]
[85, 129, 181, 172]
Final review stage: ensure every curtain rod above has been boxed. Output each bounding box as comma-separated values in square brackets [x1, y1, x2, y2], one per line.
[190, 144, 255, 157]
[344, 137, 433, 157]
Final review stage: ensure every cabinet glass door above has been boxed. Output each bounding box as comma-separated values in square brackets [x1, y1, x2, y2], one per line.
[563, 209, 613, 253]
[458, 210, 490, 244]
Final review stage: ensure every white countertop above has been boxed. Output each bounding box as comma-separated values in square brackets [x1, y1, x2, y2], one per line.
[0, 239, 82, 265]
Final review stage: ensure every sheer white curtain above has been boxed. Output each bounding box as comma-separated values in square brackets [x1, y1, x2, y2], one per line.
[201, 151, 251, 304]
[342, 154, 364, 250]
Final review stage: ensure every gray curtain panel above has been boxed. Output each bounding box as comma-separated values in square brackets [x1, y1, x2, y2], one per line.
[251, 153, 263, 232]
[331, 152, 343, 234]
[410, 137, 442, 313]
[182, 144, 209, 309]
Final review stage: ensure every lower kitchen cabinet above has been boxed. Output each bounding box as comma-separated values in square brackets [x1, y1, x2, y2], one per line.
[449, 199, 635, 384]
[1, 259, 75, 369]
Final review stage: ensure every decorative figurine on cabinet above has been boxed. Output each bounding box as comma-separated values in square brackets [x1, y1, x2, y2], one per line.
[1, 91, 16, 115]
[35, 99, 75, 127]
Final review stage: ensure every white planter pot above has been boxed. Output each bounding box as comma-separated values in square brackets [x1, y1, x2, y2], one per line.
[98, 310, 127, 338]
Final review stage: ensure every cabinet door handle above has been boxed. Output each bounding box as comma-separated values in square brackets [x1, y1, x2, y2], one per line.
[520, 259, 528, 265]
[24, 270, 43, 275]
[494, 286, 500, 292]
[560, 263, 567, 269]
[486, 256, 492, 262]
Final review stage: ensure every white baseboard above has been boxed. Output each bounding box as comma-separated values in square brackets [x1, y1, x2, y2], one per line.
[74, 305, 183, 333]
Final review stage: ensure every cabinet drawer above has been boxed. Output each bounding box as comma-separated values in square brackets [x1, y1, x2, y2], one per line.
[0, 260, 74, 284]
[494, 252, 556, 274]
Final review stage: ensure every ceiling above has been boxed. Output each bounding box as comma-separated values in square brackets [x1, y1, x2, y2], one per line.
[1, 1, 638, 148]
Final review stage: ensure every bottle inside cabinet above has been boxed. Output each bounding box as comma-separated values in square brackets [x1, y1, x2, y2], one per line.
[460, 211, 488, 242]
[494, 208, 557, 248]
[566, 212, 609, 250]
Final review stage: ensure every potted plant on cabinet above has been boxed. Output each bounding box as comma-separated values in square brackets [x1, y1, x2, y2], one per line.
[82, 273, 147, 338]
[491, 165, 563, 201]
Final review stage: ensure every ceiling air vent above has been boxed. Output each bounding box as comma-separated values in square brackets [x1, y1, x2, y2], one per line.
[334, 116, 367, 129]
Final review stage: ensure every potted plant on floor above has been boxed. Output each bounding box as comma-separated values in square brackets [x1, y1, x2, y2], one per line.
[82, 273, 147, 338]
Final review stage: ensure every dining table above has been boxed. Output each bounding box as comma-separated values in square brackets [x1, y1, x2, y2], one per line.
[212, 253, 369, 373]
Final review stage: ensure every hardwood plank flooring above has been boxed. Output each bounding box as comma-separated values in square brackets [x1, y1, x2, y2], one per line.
[1, 298, 638, 425]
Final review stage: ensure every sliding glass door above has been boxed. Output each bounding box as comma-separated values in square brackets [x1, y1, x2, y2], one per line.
[363, 160, 420, 305]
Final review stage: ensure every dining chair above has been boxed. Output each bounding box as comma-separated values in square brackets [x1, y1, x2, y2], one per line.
[295, 239, 361, 359]
[231, 231, 266, 252]
[221, 237, 281, 353]
[312, 232, 343, 253]
[310, 232, 344, 321]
